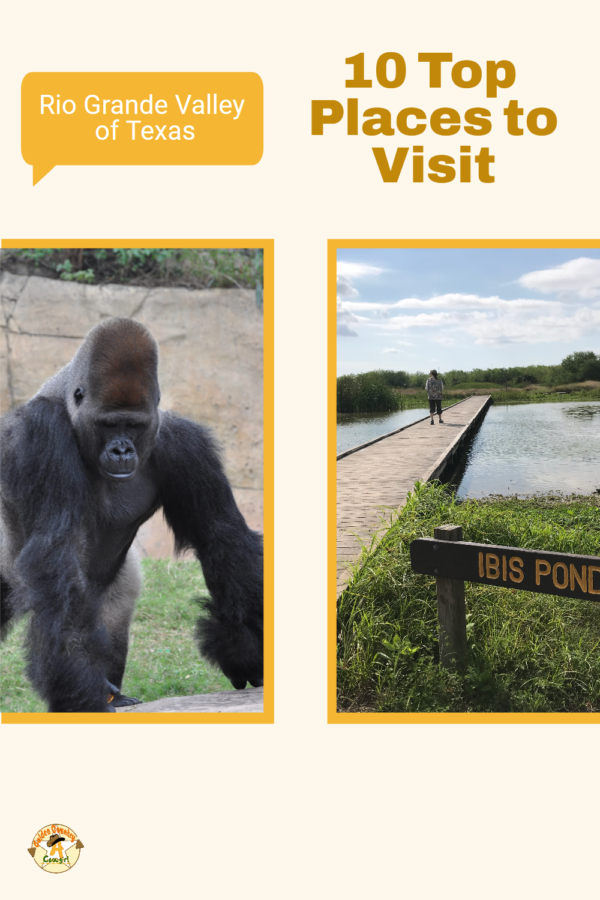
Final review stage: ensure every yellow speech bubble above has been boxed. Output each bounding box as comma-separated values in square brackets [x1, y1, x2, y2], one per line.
[22, 72, 263, 184]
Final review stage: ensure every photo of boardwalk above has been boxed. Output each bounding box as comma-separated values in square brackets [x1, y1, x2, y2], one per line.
[333, 244, 600, 717]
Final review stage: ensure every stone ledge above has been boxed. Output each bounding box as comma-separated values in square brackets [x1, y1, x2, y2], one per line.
[116, 686, 264, 713]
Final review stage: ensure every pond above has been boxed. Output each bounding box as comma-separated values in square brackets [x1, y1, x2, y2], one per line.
[450, 401, 600, 497]
[337, 407, 430, 454]
[337, 401, 600, 496]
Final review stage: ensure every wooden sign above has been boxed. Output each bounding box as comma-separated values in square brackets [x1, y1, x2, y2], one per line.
[410, 537, 600, 604]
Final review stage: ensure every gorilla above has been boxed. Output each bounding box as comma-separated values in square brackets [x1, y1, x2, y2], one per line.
[0, 317, 263, 712]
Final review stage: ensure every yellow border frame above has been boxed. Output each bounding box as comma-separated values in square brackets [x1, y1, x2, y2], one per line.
[328, 238, 600, 724]
[1, 238, 274, 724]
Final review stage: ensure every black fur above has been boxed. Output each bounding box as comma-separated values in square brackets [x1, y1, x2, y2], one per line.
[0, 318, 263, 711]
[154, 414, 263, 690]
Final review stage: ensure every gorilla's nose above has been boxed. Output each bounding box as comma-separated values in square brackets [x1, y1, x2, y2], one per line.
[107, 439, 135, 460]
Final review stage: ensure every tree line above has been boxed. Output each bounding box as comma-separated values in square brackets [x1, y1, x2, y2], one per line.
[375, 351, 600, 389]
[337, 351, 600, 414]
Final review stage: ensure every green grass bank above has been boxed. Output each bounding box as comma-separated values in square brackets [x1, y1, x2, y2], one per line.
[1, 560, 231, 713]
[395, 383, 600, 409]
[337, 482, 600, 713]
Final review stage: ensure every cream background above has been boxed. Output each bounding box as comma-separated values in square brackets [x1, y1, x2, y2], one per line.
[1, 1, 598, 898]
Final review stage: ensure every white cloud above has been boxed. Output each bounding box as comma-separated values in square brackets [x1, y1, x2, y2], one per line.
[337, 261, 385, 280]
[466, 308, 600, 345]
[336, 274, 359, 299]
[336, 264, 386, 332]
[517, 257, 600, 300]
[362, 303, 600, 347]
[344, 293, 559, 312]
[381, 311, 485, 330]
[337, 265, 387, 336]
[337, 298, 360, 337]
[337, 261, 600, 352]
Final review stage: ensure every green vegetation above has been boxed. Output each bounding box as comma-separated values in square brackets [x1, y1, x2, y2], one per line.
[377, 369, 411, 388]
[0, 559, 231, 713]
[337, 361, 600, 413]
[378, 355, 600, 389]
[450, 382, 506, 390]
[487, 387, 600, 404]
[337, 371, 401, 413]
[391, 395, 455, 411]
[2, 247, 263, 290]
[423, 387, 600, 407]
[337, 482, 600, 713]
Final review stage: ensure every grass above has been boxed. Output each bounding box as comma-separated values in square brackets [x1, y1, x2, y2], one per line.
[0, 559, 231, 713]
[391, 383, 600, 410]
[390, 394, 456, 411]
[337, 481, 600, 713]
[487, 387, 600, 405]
[449, 381, 506, 390]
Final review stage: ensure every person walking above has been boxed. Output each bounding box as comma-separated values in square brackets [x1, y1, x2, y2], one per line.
[425, 369, 444, 424]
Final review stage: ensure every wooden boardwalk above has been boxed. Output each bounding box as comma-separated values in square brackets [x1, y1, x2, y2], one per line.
[337, 395, 492, 595]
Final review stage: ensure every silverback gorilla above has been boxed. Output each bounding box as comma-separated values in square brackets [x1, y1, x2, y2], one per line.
[0, 317, 263, 711]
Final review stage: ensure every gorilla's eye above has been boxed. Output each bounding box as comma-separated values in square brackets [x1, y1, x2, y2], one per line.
[73, 388, 85, 406]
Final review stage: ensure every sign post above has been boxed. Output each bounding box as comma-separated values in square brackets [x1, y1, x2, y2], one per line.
[432, 524, 467, 669]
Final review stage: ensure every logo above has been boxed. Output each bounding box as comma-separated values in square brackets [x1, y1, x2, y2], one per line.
[28, 824, 83, 873]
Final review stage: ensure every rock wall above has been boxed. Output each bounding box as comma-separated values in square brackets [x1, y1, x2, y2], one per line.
[0, 272, 263, 553]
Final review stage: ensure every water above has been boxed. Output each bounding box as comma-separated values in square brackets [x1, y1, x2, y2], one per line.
[337, 407, 430, 454]
[336, 401, 600, 496]
[453, 401, 600, 497]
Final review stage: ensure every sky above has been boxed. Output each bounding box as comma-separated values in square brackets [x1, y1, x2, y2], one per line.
[337, 248, 600, 376]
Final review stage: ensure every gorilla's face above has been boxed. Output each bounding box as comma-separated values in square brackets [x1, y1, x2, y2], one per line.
[68, 319, 161, 482]
[72, 392, 160, 483]
[96, 410, 158, 481]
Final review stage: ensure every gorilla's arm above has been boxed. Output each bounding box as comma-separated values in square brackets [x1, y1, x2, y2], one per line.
[152, 412, 263, 689]
[0, 398, 115, 711]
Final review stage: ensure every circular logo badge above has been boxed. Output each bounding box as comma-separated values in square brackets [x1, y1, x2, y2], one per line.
[28, 824, 83, 873]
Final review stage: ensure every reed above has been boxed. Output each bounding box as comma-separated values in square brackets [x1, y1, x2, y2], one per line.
[337, 372, 401, 413]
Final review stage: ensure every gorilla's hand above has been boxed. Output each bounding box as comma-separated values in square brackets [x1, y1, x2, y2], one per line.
[223, 663, 264, 691]
[111, 692, 142, 707]
[197, 615, 263, 691]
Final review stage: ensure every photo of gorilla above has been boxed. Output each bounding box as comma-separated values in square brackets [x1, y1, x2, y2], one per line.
[0, 317, 263, 712]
